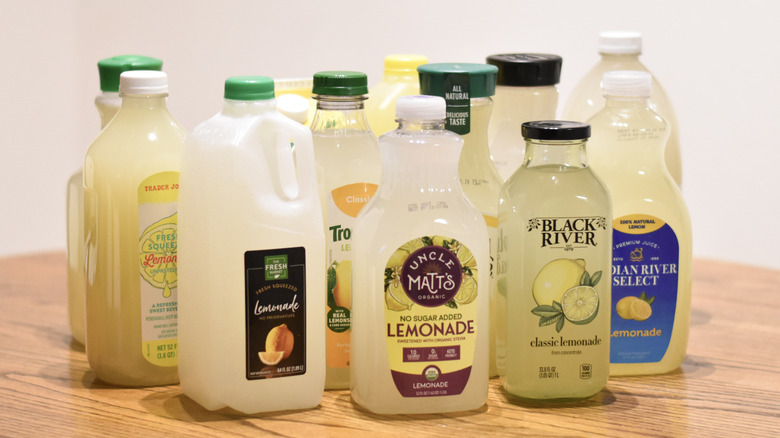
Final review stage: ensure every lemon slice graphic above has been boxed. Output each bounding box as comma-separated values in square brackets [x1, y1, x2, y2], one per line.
[139, 213, 177, 297]
[561, 285, 599, 324]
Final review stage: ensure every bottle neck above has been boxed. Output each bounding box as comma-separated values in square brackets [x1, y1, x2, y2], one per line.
[222, 98, 276, 117]
[118, 93, 169, 111]
[383, 70, 418, 83]
[523, 138, 589, 170]
[379, 122, 462, 197]
[311, 95, 371, 133]
[459, 97, 494, 161]
[604, 95, 650, 108]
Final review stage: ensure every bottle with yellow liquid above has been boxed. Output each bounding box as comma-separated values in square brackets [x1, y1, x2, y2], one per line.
[67, 55, 162, 345]
[498, 121, 612, 400]
[352, 95, 489, 414]
[364, 54, 428, 137]
[275, 78, 315, 125]
[418, 63, 502, 377]
[586, 71, 692, 376]
[485, 53, 561, 181]
[310, 71, 382, 390]
[83, 71, 185, 386]
[561, 31, 683, 186]
[178, 77, 325, 412]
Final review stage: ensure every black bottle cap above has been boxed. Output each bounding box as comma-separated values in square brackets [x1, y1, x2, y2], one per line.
[485, 54, 562, 86]
[521, 121, 590, 140]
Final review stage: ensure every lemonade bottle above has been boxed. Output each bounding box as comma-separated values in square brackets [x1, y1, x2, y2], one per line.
[417, 63, 502, 377]
[561, 31, 683, 186]
[67, 55, 162, 345]
[310, 71, 382, 390]
[364, 54, 428, 136]
[177, 77, 325, 413]
[485, 54, 561, 181]
[352, 95, 490, 414]
[83, 71, 185, 386]
[586, 71, 692, 376]
[498, 121, 612, 400]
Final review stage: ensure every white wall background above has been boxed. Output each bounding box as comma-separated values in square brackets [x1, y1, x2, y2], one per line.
[1, 0, 778, 270]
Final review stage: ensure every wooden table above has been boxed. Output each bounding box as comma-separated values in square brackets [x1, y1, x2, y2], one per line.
[1, 252, 778, 437]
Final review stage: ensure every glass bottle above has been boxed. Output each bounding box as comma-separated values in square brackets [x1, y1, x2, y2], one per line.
[310, 71, 382, 390]
[84, 71, 185, 386]
[499, 121, 612, 400]
[586, 71, 692, 376]
[352, 95, 489, 413]
[67, 55, 162, 345]
[486, 53, 562, 181]
[418, 62, 502, 377]
[561, 31, 683, 186]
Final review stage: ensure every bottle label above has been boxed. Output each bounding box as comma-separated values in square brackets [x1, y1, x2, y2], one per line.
[245, 247, 307, 379]
[610, 214, 678, 363]
[138, 172, 179, 367]
[326, 183, 378, 368]
[441, 73, 471, 135]
[384, 236, 478, 397]
[520, 216, 610, 379]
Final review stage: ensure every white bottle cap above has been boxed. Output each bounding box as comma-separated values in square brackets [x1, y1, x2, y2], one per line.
[395, 95, 446, 120]
[598, 31, 642, 55]
[276, 94, 310, 124]
[601, 71, 652, 97]
[119, 70, 168, 95]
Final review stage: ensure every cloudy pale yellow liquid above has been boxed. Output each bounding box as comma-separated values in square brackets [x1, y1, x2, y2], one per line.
[587, 98, 692, 376]
[458, 98, 502, 377]
[499, 143, 612, 400]
[83, 94, 185, 386]
[66, 94, 120, 345]
[311, 101, 381, 390]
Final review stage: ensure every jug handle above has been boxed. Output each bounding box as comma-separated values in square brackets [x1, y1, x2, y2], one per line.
[282, 122, 319, 202]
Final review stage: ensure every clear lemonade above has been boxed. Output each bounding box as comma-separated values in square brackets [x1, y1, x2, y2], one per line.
[310, 71, 382, 390]
[499, 121, 612, 400]
[485, 53, 561, 181]
[177, 77, 325, 412]
[351, 95, 490, 414]
[586, 71, 692, 376]
[418, 62, 502, 377]
[83, 71, 185, 386]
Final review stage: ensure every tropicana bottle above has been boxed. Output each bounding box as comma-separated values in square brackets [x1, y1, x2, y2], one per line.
[485, 53, 562, 181]
[364, 54, 428, 137]
[178, 76, 325, 412]
[310, 71, 382, 390]
[417, 62, 502, 377]
[352, 95, 489, 414]
[83, 70, 185, 386]
[561, 31, 683, 186]
[498, 121, 612, 400]
[67, 55, 162, 346]
[586, 71, 692, 376]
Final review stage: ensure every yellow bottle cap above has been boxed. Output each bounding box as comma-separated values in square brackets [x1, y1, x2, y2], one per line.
[384, 54, 429, 74]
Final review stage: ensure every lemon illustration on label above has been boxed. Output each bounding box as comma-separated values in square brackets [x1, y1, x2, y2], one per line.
[333, 260, 352, 308]
[139, 212, 177, 298]
[616, 292, 655, 321]
[531, 259, 602, 332]
[266, 324, 295, 359]
[532, 258, 585, 306]
[384, 236, 477, 311]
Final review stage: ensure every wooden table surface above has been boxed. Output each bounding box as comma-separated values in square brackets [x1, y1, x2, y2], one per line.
[1, 252, 778, 437]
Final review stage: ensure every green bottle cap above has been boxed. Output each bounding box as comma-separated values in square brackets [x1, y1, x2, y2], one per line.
[417, 63, 498, 98]
[97, 55, 163, 92]
[312, 71, 368, 96]
[224, 76, 275, 100]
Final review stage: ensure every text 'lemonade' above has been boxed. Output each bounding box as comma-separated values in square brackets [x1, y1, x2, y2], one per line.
[352, 95, 489, 414]
[498, 121, 612, 400]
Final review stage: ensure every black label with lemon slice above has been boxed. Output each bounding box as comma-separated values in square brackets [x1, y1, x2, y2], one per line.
[245, 247, 306, 380]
